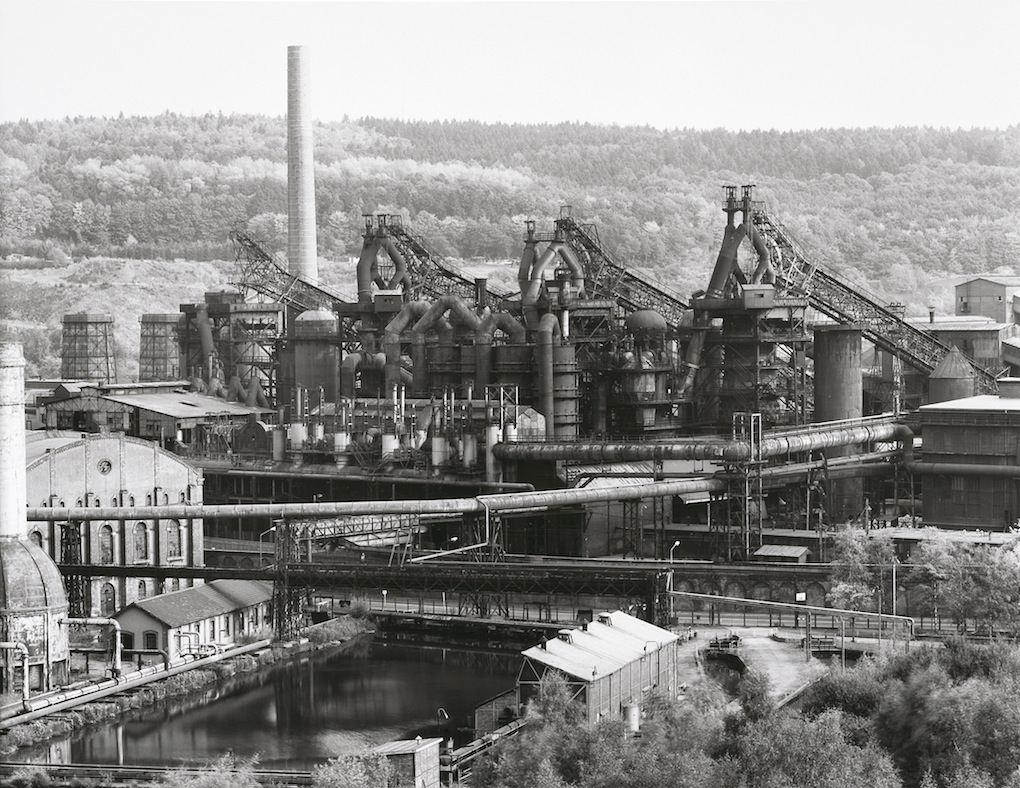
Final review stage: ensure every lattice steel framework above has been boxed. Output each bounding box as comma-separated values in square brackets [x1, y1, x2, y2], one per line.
[555, 211, 690, 328]
[751, 205, 999, 393]
[375, 215, 511, 302]
[138, 315, 182, 382]
[60, 314, 117, 383]
[59, 521, 89, 618]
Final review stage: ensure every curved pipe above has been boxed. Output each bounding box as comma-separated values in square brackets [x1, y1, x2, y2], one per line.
[522, 244, 559, 329]
[64, 617, 122, 677]
[383, 301, 430, 392]
[748, 225, 774, 284]
[411, 296, 482, 393]
[706, 222, 744, 299]
[556, 243, 587, 297]
[341, 352, 386, 399]
[381, 236, 412, 293]
[517, 237, 538, 297]
[0, 642, 30, 707]
[537, 313, 560, 438]
[356, 238, 382, 304]
[475, 311, 526, 390]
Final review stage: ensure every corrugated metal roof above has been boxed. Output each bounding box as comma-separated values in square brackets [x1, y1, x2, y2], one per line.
[373, 738, 443, 756]
[99, 391, 271, 419]
[120, 579, 272, 628]
[521, 610, 678, 683]
[754, 544, 811, 558]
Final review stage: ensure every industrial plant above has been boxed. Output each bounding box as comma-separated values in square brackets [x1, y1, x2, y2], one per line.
[4, 47, 1020, 762]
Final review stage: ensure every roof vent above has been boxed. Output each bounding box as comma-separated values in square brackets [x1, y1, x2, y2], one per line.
[597, 613, 613, 626]
[557, 630, 574, 644]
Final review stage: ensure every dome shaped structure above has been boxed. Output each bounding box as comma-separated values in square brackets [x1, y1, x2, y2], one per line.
[0, 537, 69, 611]
[625, 310, 668, 334]
[0, 538, 70, 692]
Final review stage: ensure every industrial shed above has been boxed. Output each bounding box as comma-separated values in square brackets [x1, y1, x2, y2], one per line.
[517, 611, 680, 724]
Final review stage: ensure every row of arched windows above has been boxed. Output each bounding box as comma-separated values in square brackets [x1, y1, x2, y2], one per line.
[38, 490, 193, 508]
[99, 578, 179, 616]
[96, 521, 183, 563]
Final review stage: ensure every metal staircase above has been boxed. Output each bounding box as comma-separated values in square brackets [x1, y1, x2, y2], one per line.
[555, 215, 690, 327]
[752, 210, 999, 394]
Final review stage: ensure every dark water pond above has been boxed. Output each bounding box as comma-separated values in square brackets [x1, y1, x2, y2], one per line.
[28, 637, 519, 771]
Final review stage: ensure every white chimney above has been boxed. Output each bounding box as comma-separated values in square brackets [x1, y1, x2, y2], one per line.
[287, 45, 319, 284]
[0, 343, 27, 539]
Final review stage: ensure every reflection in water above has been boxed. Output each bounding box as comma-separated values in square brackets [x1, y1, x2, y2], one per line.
[61, 638, 518, 771]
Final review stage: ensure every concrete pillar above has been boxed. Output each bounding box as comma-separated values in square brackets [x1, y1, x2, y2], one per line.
[287, 45, 318, 284]
[0, 344, 27, 539]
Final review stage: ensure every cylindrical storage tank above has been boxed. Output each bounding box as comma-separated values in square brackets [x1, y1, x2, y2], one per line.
[292, 310, 339, 403]
[461, 433, 478, 468]
[552, 344, 580, 439]
[485, 424, 500, 482]
[381, 434, 400, 456]
[813, 326, 863, 521]
[288, 422, 308, 450]
[813, 326, 863, 425]
[138, 314, 183, 382]
[431, 436, 448, 471]
[60, 313, 117, 383]
[333, 431, 350, 466]
[272, 427, 287, 461]
[503, 424, 518, 443]
[310, 422, 325, 442]
[928, 346, 977, 404]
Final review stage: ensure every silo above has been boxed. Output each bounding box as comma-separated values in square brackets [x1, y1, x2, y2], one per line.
[138, 314, 183, 382]
[287, 45, 318, 284]
[928, 346, 976, 404]
[0, 343, 70, 693]
[813, 325, 863, 522]
[60, 313, 117, 383]
[813, 326, 863, 423]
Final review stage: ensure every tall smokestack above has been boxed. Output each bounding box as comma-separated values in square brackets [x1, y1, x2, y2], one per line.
[0, 343, 27, 539]
[288, 45, 319, 284]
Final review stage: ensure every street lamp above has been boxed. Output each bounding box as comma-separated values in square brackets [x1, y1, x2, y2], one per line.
[259, 524, 277, 564]
[382, 589, 388, 610]
[669, 540, 681, 563]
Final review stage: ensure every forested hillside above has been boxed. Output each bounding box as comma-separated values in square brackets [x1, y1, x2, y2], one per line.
[1, 114, 1019, 378]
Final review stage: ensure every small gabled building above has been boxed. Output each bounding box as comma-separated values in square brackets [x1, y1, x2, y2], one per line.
[114, 579, 272, 659]
[517, 611, 680, 725]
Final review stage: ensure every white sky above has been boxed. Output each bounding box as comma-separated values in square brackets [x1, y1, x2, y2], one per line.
[1, 0, 1017, 131]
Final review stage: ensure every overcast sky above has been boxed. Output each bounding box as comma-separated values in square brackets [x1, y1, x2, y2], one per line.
[1, 0, 1016, 131]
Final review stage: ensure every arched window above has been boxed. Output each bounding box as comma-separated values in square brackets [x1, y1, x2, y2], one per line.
[179, 492, 186, 503]
[134, 523, 147, 561]
[129, 495, 135, 507]
[112, 498, 119, 507]
[137, 579, 147, 600]
[99, 525, 114, 564]
[162, 493, 169, 505]
[169, 578, 179, 592]
[100, 583, 116, 616]
[145, 493, 152, 506]
[167, 520, 181, 559]
[29, 531, 42, 548]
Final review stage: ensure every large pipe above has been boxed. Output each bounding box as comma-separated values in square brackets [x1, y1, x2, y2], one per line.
[0, 343, 27, 539]
[522, 244, 559, 329]
[340, 352, 386, 399]
[287, 45, 318, 284]
[493, 421, 914, 463]
[517, 224, 538, 297]
[475, 311, 526, 390]
[0, 643, 30, 707]
[410, 296, 482, 392]
[537, 313, 560, 438]
[748, 225, 774, 284]
[356, 238, 382, 304]
[383, 301, 430, 391]
[28, 436, 901, 525]
[195, 304, 216, 383]
[381, 236, 412, 293]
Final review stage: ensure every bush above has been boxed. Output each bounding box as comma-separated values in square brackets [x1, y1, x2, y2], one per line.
[302, 616, 370, 645]
[6, 766, 51, 788]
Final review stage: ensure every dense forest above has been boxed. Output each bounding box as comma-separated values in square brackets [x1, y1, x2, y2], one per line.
[1, 115, 1019, 378]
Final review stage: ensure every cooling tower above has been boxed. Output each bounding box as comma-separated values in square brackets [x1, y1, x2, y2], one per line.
[287, 45, 319, 284]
